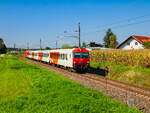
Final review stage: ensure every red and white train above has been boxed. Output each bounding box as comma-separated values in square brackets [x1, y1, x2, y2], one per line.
[24, 48, 90, 72]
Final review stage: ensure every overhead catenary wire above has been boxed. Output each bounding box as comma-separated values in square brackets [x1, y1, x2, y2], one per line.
[97, 13, 150, 28]
[97, 18, 150, 32]
[81, 12, 150, 37]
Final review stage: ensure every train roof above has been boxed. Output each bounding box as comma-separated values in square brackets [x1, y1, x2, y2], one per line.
[26, 48, 89, 53]
[50, 48, 89, 53]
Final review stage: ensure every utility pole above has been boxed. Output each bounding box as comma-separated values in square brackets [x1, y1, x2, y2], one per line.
[56, 40, 57, 49]
[27, 42, 29, 50]
[78, 22, 81, 48]
[40, 38, 42, 50]
[14, 43, 16, 50]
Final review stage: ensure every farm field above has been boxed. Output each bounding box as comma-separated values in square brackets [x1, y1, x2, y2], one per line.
[0, 55, 141, 113]
[90, 50, 150, 88]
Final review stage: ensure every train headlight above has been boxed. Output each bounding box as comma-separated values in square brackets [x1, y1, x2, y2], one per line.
[74, 61, 76, 64]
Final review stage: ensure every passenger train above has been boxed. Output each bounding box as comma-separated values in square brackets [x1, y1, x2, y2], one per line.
[24, 48, 90, 72]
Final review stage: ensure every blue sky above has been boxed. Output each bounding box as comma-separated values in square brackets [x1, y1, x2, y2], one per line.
[0, 0, 150, 48]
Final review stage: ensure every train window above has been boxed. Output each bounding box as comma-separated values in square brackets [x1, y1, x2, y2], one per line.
[64, 54, 65, 60]
[64, 54, 66, 60]
[50, 53, 53, 58]
[60, 54, 62, 59]
[54, 54, 55, 59]
[63, 54, 64, 60]
[70, 54, 71, 58]
[82, 53, 89, 58]
[73, 53, 81, 58]
[43, 53, 49, 57]
[73, 52, 89, 58]
[54, 54, 56, 59]
[56, 53, 59, 59]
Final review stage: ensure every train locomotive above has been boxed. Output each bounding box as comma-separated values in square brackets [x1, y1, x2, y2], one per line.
[24, 48, 90, 72]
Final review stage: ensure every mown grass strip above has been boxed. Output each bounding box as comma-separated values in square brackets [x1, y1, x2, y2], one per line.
[0, 55, 141, 113]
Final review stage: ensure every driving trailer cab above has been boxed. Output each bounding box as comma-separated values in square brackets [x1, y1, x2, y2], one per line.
[72, 48, 90, 71]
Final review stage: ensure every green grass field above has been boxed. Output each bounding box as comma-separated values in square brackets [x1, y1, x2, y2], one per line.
[0, 55, 141, 113]
[90, 61, 150, 88]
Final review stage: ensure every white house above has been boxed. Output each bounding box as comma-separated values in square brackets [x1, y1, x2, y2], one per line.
[117, 35, 150, 50]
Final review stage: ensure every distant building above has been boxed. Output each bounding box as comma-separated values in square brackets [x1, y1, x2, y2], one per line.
[86, 42, 110, 50]
[87, 42, 103, 47]
[117, 35, 150, 50]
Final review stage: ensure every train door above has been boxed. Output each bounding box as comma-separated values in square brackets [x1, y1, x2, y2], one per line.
[64, 53, 68, 67]
[32, 52, 34, 59]
[67, 53, 73, 68]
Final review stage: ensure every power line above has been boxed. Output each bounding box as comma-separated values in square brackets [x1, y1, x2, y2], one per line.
[97, 19, 150, 32]
[97, 13, 150, 29]
[82, 12, 150, 36]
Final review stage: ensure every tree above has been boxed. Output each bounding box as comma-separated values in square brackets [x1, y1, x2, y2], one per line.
[143, 42, 150, 49]
[72, 45, 78, 48]
[103, 28, 113, 48]
[45, 46, 51, 50]
[0, 38, 7, 54]
[109, 35, 118, 48]
[82, 41, 86, 48]
[61, 44, 71, 49]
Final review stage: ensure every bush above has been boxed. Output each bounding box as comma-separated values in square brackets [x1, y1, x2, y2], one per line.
[143, 42, 150, 49]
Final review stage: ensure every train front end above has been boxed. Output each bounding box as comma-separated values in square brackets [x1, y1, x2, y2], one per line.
[72, 48, 90, 72]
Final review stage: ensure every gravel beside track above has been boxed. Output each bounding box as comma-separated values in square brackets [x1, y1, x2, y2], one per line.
[19, 56, 150, 113]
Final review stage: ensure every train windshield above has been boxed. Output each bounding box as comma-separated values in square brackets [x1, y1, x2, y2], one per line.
[73, 52, 89, 58]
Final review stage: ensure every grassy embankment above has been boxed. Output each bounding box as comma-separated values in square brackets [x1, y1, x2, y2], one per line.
[90, 50, 150, 88]
[0, 55, 141, 113]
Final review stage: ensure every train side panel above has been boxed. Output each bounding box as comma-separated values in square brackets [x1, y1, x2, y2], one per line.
[25, 48, 90, 71]
[42, 52, 50, 63]
[49, 49, 73, 68]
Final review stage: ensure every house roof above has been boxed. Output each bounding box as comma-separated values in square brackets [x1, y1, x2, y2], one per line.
[132, 35, 150, 42]
[117, 35, 150, 49]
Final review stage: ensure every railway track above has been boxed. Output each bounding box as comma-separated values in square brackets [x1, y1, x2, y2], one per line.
[19, 56, 150, 113]
[85, 73, 150, 96]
